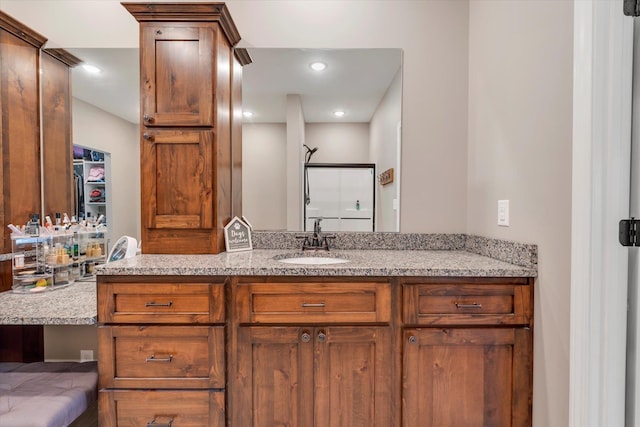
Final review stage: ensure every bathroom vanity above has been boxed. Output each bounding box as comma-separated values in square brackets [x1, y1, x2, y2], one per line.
[96, 236, 536, 427]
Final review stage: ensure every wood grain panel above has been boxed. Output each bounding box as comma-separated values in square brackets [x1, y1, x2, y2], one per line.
[41, 50, 77, 219]
[402, 328, 530, 427]
[140, 24, 214, 127]
[403, 281, 532, 326]
[315, 326, 392, 427]
[236, 281, 391, 324]
[99, 389, 225, 427]
[98, 282, 224, 324]
[234, 326, 314, 427]
[98, 326, 224, 389]
[0, 28, 41, 252]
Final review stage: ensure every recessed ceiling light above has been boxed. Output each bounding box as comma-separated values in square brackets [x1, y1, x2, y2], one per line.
[310, 61, 327, 71]
[243, 111, 254, 118]
[82, 64, 102, 74]
[333, 110, 345, 117]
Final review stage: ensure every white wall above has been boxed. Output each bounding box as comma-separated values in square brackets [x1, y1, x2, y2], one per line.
[304, 123, 369, 164]
[73, 98, 140, 244]
[466, 1, 574, 426]
[370, 68, 402, 232]
[242, 123, 287, 230]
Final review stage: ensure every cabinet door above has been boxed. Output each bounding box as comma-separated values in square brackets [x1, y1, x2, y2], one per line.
[41, 51, 75, 219]
[315, 326, 392, 427]
[141, 129, 213, 230]
[140, 23, 214, 127]
[235, 327, 314, 427]
[0, 27, 42, 254]
[403, 328, 532, 427]
[235, 326, 392, 427]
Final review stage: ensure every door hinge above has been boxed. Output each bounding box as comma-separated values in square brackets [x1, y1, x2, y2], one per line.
[624, 0, 640, 16]
[619, 218, 640, 246]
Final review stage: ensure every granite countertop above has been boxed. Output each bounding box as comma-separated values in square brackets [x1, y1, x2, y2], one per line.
[97, 248, 537, 278]
[0, 233, 538, 326]
[0, 279, 97, 325]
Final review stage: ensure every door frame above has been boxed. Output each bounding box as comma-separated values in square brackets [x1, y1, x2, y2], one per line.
[570, 1, 633, 426]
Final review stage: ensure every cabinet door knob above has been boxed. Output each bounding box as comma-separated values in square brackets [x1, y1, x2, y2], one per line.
[143, 133, 155, 141]
[147, 417, 173, 427]
[143, 114, 155, 123]
[317, 330, 327, 343]
[301, 330, 311, 343]
[408, 335, 417, 345]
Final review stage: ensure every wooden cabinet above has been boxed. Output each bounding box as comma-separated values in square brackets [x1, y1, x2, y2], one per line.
[232, 279, 393, 427]
[97, 277, 227, 427]
[0, 13, 79, 281]
[41, 48, 81, 220]
[97, 274, 533, 426]
[123, 3, 250, 254]
[0, 12, 46, 256]
[402, 277, 534, 427]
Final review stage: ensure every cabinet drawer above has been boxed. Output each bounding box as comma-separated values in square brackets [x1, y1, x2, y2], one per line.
[99, 390, 224, 427]
[98, 282, 224, 324]
[403, 280, 532, 326]
[98, 326, 224, 389]
[236, 281, 391, 324]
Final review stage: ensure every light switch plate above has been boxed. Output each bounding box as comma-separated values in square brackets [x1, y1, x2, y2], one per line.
[498, 200, 509, 226]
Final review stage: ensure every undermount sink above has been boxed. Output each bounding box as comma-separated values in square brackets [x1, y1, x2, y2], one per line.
[276, 256, 349, 265]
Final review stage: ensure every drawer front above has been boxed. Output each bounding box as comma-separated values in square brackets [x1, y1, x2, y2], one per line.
[236, 281, 391, 324]
[99, 390, 224, 427]
[98, 326, 225, 389]
[403, 281, 532, 326]
[98, 282, 224, 324]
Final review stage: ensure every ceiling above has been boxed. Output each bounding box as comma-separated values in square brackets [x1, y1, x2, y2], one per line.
[67, 47, 401, 125]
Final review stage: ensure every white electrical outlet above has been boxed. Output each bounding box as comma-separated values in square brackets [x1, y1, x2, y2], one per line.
[80, 350, 94, 362]
[498, 200, 510, 227]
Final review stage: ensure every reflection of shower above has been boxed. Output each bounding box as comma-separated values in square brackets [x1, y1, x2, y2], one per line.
[304, 144, 318, 164]
[303, 145, 319, 205]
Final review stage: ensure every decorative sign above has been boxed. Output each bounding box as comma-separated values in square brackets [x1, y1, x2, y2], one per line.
[224, 216, 253, 252]
[379, 168, 394, 185]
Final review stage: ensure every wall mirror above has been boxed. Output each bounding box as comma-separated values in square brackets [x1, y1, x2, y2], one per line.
[63, 46, 402, 237]
[242, 48, 403, 232]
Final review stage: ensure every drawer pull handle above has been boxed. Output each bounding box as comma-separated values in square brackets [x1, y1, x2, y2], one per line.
[146, 355, 173, 363]
[143, 114, 155, 123]
[455, 302, 483, 309]
[147, 417, 173, 427]
[301, 330, 311, 343]
[408, 335, 418, 345]
[302, 302, 326, 308]
[146, 301, 173, 307]
[317, 330, 327, 342]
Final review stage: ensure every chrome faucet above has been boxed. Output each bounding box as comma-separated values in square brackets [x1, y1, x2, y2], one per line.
[297, 218, 335, 251]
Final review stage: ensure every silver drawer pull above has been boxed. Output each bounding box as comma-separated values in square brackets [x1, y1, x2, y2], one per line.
[145, 301, 173, 307]
[146, 355, 173, 363]
[302, 302, 326, 308]
[147, 417, 173, 427]
[455, 302, 483, 309]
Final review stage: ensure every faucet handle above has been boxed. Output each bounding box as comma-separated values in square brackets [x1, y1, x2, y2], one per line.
[313, 218, 323, 234]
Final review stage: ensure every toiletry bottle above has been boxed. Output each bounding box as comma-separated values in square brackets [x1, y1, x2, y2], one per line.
[356, 200, 360, 210]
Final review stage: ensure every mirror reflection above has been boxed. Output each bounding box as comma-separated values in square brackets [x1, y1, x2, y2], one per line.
[65, 47, 402, 237]
[242, 48, 403, 232]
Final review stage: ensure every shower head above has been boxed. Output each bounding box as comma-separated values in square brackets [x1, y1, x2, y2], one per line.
[303, 144, 319, 164]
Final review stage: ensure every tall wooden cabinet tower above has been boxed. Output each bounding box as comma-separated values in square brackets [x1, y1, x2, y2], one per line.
[123, 2, 250, 254]
[0, 12, 80, 293]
